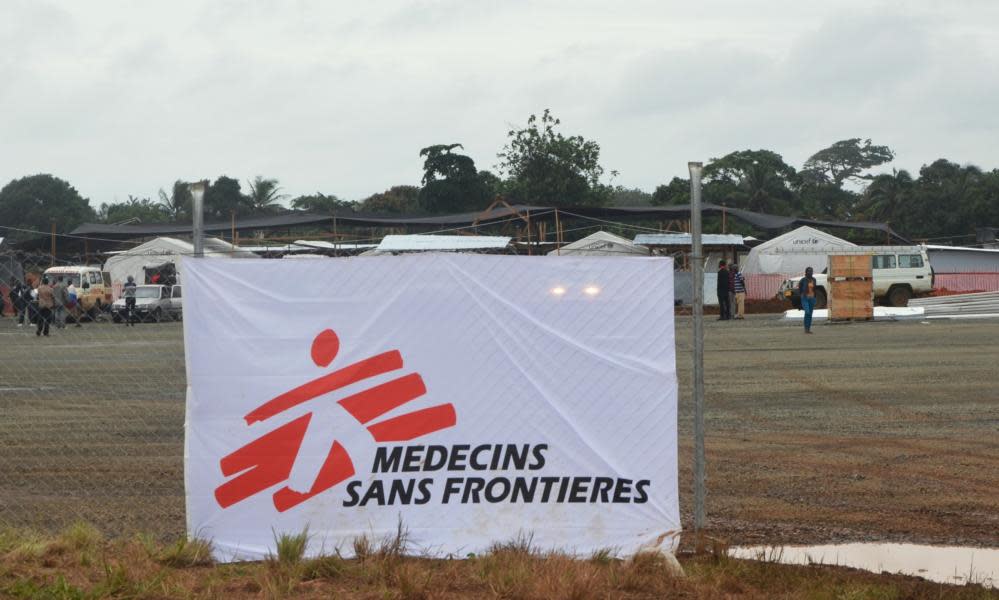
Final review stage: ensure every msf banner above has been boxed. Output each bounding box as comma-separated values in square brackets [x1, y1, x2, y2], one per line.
[182, 254, 679, 561]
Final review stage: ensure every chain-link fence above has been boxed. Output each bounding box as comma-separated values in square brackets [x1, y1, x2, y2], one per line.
[1, 252, 187, 539]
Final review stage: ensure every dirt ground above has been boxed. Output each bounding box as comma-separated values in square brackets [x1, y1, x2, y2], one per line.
[675, 315, 999, 548]
[0, 314, 997, 548]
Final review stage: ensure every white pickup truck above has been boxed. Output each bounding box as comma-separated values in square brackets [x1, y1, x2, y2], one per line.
[779, 246, 933, 308]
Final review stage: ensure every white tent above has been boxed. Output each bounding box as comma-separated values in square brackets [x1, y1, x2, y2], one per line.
[742, 226, 855, 275]
[104, 237, 256, 292]
[360, 235, 512, 256]
[548, 231, 650, 256]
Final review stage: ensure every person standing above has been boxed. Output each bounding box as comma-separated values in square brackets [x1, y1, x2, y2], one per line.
[36, 277, 54, 337]
[732, 264, 747, 320]
[716, 260, 731, 321]
[66, 281, 81, 327]
[8, 278, 27, 326]
[799, 266, 817, 334]
[52, 276, 68, 329]
[25, 280, 38, 324]
[123, 275, 137, 326]
[728, 263, 737, 319]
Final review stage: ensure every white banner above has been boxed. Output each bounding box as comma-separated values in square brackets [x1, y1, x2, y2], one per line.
[183, 254, 679, 561]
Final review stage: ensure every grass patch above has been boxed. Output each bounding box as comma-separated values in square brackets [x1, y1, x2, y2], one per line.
[272, 528, 309, 566]
[0, 526, 996, 599]
[58, 522, 102, 552]
[300, 554, 346, 581]
[157, 536, 214, 567]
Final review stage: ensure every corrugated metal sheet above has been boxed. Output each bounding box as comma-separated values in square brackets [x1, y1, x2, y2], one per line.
[633, 233, 746, 246]
[236, 244, 314, 253]
[292, 240, 378, 251]
[910, 291, 999, 317]
[926, 245, 999, 273]
[377, 235, 511, 252]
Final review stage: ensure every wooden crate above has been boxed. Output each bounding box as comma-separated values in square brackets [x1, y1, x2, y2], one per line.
[829, 254, 872, 278]
[829, 254, 873, 320]
[829, 278, 873, 320]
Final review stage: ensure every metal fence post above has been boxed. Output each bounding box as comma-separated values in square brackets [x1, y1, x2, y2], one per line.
[190, 181, 206, 257]
[688, 161, 706, 532]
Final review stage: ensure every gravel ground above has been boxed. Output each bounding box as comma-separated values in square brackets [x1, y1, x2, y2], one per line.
[1, 314, 997, 547]
[676, 314, 999, 547]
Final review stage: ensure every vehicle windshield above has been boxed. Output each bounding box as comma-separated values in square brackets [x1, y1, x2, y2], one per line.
[44, 273, 81, 287]
[135, 286, 162, 299]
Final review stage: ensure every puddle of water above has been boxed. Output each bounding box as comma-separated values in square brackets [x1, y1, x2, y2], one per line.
[730, 543, 998, 588]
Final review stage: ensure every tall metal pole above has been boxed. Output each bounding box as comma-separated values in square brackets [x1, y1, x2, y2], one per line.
[190, 181, 206, 258]
[688, 161, 706, 533]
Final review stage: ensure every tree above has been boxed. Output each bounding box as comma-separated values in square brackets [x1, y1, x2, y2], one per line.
[610, 186, 653, 207]
[652, 178, 690, 206]
[246, 176, 287, 214]
[497, 109, 611, 207]
[802, 138, 894, 188]
[703, 150, 799, 213]
[859, 169, 914, 222]
[477, 170, 503, 200]
[360, 185, 422, 214]
[290, 193, 356, 213]
[157, 180, 192, 222]
[99, 196, 170, 224]
[905, 159, 986, 239]
[203, 176, 247, 220]
[0, 174, 95, 241]
[798, 183, 859, 220]
[417, 144, 492, 213]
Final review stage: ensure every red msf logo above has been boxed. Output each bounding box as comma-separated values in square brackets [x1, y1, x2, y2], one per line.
[214, 329, 457, 512]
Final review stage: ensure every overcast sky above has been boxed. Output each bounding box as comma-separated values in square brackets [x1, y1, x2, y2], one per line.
[2, 0, 998, 207]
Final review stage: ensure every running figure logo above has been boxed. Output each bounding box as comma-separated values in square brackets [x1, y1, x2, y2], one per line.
[214, 329, 457, 512]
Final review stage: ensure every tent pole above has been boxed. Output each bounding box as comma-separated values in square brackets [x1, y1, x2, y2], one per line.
[190, 181, 206, 257]
[555, 209, 562, 255]
[526, 210, 532, 256]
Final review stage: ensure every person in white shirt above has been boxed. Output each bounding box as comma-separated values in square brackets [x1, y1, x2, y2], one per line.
[66, 282, 81, 327]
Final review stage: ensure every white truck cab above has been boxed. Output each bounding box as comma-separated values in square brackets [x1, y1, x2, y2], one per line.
[779, 246, 933, 308]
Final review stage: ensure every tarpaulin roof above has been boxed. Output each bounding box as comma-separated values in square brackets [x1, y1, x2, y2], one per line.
[68, 203, 907, 241]
[633, 233, 747, 246]
[377, 235, 511, 251]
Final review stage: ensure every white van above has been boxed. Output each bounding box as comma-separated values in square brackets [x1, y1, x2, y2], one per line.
[779, 246, 933, 308]
[42, 266, 114, 318]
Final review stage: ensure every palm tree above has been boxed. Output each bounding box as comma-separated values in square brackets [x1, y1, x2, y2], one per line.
[861, 169, 912, 221]
[246, 176, 287, 213]
[157, 180, 192, 221]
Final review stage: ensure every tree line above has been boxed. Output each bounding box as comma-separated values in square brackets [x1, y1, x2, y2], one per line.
[1, 110, 997, 242]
